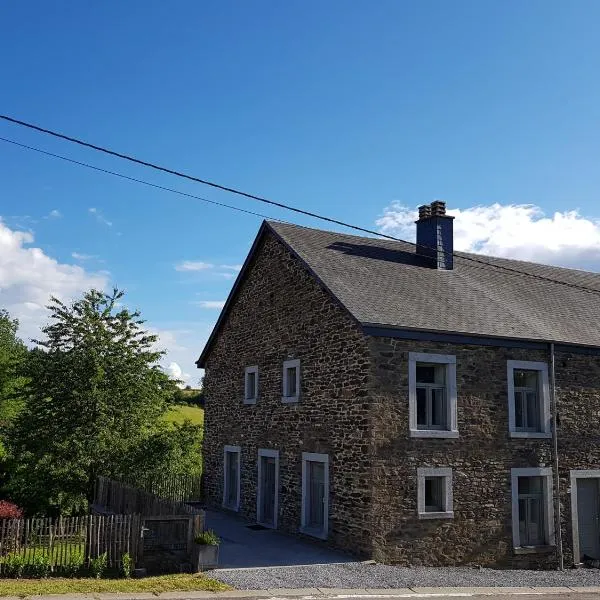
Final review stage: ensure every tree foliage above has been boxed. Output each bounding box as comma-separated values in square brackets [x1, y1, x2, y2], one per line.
[5, 289, 200, 515]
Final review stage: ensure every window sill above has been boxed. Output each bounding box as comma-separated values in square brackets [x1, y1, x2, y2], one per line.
[418, 511, 454, 520]
[410, 429, 459, 439]
[513, 545, 555, 555]
[509, 431, 552, 439]
[282, 396, 300, 404]
[300, 526, 327, 540]
[243, 398, 257, 405]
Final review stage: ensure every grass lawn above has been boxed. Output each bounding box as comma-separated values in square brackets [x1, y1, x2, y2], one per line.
[164, 404, 204, 426]
[0, 573, 230, 597]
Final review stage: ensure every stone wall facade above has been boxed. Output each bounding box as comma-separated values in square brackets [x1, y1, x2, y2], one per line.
[202, 229, 600, 568]
[202, 231, 374, 556]
[368, 338, 600, 568]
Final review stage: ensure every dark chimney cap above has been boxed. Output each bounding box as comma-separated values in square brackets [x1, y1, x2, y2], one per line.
[418, 204, 432, 220]
[430, 200, 446, 216]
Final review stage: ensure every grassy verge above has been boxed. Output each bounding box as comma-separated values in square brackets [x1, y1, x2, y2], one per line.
[0, 574, 230, 597]
[163, 404, 204, 426]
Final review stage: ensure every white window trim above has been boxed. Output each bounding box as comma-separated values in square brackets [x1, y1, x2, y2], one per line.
[244, 366, 259, 404]
[256, 449, 279, 529]
[511, 467, 555, 549]
[301, 452, 329, 539]
[507, 361, 551, 439]
[409, 352, 458, 438]
[570, 470, 600, 565]
[282, 358, 301, 403]
[222, 445, 241, 512]
[417, 467, 454, 519]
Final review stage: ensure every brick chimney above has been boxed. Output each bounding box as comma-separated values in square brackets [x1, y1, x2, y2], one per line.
[415, 200, 455, 270]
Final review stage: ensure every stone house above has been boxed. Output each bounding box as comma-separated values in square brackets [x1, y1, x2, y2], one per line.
[196, 201, 600, 568]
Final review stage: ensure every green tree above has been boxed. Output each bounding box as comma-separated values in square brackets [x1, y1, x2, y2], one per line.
[7, 289, 181, 515]
[0, 310, 27, 457]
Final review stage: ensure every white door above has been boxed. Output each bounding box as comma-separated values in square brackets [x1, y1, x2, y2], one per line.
[577, 478, 600, 560]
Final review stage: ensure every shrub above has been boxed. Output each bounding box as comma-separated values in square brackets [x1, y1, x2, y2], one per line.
[25, 553, 51, 578]
[121, 552, 133, 578]
[0, 500, 23, 519]
[4, 553, 25, 578]
[90, 552, 107, 579]
[194, 529, 220, 545]
[64, 549, 85, 577]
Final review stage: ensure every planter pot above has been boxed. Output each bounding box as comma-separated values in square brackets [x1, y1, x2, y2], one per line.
[193, 543, 219, 571]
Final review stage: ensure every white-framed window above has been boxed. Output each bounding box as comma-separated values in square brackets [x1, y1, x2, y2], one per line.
[301, 452, 329, 539]
[409, 353, 458, 438]
[282, 358, 301, 403]
[511, 467, 555, 550]
[223, 445, 241, 511]
[417, 467, 453, 519]
[244, 366, 258, 404]
[507, 361, 551, 438]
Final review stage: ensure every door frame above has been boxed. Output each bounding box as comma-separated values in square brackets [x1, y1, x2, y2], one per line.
[223, 445, 241, 511]
[570, 469, 600, 565]
[257, 449, 279, 528]
[301, 452, 329, 539]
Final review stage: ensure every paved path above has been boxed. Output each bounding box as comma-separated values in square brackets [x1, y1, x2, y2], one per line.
[8, 587, 600, 600]
[205, 510, 354, 569]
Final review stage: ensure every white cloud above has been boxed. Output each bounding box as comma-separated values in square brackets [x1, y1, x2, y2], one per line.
[46, 209, 61, 219]
[165, 362, 191, 387]
[221, 264, 242, 271]
[88, 207, 113, 227]
[175, 261, 214, 272]
[0, 218, 108, 344]
[217, 272, 236, 279]
[194, 300, 226, 309]
[72, 252, 96, 261]
[376, 202, 600, 271]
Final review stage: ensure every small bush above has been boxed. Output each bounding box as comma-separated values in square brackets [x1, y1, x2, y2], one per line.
[194, 529, 220, 545]
[90, 552, 108, 579]
[4, 553, 25, 578]
[121, 552, 133, 578]
[0, 500, 23, 519]
[25, 553, 51, 578]
[64, 550, 85, 578]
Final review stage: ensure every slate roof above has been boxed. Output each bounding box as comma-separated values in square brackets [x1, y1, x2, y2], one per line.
[197, 220, 600, 366]
[268, 221, 600, 348]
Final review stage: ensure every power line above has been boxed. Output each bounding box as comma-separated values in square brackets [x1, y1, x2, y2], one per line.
[1, 115, 600, 297]
[0, 137, 282, 223]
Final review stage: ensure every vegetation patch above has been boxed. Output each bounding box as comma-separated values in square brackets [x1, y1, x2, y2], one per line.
[0, 573, 230, 597]
[164, 404, 205, 426]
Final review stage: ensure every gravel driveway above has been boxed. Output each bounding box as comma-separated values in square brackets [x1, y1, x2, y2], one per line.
[212, 563, 600, 590]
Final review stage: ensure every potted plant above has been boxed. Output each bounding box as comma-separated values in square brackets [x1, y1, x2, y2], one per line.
[192, 529, 220, 571]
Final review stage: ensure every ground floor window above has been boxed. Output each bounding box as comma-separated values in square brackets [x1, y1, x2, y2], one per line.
[223, 445, 241, 511]
[417, 467, 453, 519]
[301, 452, 329, 539]
[511, 467, 554, 549]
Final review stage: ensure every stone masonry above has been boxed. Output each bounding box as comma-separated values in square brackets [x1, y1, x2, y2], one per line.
[202, 229, 600, 567]
[202, 231, 374, 556]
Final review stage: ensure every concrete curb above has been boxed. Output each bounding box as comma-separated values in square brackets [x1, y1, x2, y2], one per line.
[8, 586, 600, 600]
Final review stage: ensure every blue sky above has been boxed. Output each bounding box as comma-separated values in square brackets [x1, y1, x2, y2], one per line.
[2, 0, 600, 383]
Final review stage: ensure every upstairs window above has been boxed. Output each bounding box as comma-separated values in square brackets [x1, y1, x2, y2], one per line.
[409, 353, 458, 438]
[244, 366, 258, 404]
[507, 361, 551, 438]
[282, 359, 300, 403]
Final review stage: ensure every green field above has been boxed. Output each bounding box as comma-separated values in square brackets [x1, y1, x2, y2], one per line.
[163, 404, 204, 425]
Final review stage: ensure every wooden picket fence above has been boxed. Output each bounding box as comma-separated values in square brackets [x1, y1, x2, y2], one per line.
[94, 477, 203, 518]
[0, 514, 141, 575]
[123, 473, 202, 503]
